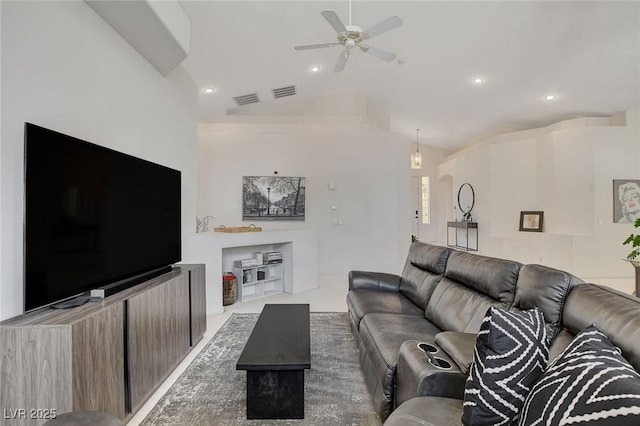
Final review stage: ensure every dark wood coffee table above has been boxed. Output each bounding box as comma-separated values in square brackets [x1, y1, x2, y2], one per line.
[236, 304, 311, 419]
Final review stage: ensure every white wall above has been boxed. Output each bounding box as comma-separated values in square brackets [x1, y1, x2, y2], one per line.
[0, 1, 197, 320]
[410, 145, 453, 244]
[438, 112, 640, 290]
[196, 113, 417, 277]
[0, 2, 3, 317]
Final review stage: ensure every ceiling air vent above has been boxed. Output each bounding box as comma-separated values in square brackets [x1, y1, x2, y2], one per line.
[233, 93, 260, 107]
[272, 85, 297, 99]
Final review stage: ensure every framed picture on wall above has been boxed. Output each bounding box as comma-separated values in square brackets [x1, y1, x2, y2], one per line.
[613, 179, 640, 223]
[519, 211, 544, 232]
[242, 176, 306, 221]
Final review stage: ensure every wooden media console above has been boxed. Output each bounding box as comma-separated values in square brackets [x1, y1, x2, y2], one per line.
[0, 264, 206, 425]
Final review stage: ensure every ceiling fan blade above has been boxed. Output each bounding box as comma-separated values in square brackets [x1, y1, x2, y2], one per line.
[321, 10, 347, 34]
[294, 42, 338, 50]
[334, 49, 351, 72]
[360, 44, 396, 61]
[362, 16, 403, 39]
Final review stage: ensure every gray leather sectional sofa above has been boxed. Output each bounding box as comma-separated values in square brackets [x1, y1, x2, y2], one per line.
[347, 241, 640, 424]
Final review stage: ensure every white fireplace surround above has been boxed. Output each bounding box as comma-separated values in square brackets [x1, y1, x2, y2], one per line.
[183, 229, 318, 315]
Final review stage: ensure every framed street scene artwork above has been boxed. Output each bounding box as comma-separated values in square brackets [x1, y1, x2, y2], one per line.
[519, 211, 544, 232]
[242, 176, 306, 221]
[613, 179, 640, 223]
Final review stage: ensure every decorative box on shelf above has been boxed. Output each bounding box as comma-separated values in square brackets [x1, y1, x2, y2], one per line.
[234, 258, 259, 268]
[263, 251, 283, 264]
[214, 224, 262, 233]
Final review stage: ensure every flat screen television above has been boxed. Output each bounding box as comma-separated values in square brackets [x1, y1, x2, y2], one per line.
[24, 123, 181, 312]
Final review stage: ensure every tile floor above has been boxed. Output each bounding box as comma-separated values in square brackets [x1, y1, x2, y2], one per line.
[126, 274, 349, 426]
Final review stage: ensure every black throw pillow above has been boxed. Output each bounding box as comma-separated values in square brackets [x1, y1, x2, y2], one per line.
[518, 324, 640, 425]
[463, 307, 548, 425]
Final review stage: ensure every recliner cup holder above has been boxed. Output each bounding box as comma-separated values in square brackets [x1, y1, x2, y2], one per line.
[416, 342, 438, 354]
[428, 357, 452, 370]
[416, 342, 452, 369]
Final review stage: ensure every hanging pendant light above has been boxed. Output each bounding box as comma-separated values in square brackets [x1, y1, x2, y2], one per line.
[411, 128, 423, 169]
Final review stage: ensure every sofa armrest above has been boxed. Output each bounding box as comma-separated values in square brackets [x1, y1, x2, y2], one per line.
[348, 270, 402, 292]
[385, 396, 463, 426]
[434, 331, 477, 375]
[413, 369, 468, 400]
[396, 340, 468, 406]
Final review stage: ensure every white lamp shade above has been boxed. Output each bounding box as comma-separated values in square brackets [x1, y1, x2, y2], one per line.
[411, 151, 423, 169]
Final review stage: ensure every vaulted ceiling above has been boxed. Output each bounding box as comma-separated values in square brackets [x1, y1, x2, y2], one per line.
[178, 1, 640, 149]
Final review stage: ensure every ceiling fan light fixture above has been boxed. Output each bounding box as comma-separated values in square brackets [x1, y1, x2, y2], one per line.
[294, 4, 402, 72]
[411, 129, 423, 170]
[411, 151, 423, 170]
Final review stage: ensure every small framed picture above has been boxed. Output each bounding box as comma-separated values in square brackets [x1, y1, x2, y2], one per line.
[613, 179, 640, 223]
[519, 211, 544, 232]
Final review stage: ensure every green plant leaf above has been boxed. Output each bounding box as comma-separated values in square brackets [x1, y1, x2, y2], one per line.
[623, 219, 640, 259]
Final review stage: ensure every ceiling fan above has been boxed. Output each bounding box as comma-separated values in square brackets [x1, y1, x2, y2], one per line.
[294, 1, 402, 72]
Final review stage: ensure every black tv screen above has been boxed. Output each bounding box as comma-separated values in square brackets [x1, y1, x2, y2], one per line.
[24, 123, 181, 312]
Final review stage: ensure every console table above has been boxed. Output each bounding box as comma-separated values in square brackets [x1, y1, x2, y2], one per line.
[0, 265, 205, 425]
[447, 221, 478, 251]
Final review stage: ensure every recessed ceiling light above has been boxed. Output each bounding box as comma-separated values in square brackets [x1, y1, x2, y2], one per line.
[544, 94, 557, 101]
[471, 76, 485, 85]
[202, 87, 216, 94]
[309, 65, 321, 73]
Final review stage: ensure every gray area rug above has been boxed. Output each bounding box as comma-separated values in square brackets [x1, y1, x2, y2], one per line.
[140, 312, 381, 425]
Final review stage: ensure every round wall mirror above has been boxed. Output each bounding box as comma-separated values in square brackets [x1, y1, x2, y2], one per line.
[457, 183, 475, 215]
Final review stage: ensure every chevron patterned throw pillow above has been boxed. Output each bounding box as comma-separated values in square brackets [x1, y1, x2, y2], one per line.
[518, 324, 640, 425]
[463, 307, 549, 425]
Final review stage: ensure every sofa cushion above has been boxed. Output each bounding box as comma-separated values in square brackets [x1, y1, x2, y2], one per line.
[463, 307, 548, 426]
[402, 242, 450, 276]
[519, 324, 640, 426]
[425, 251, 521, 332]
[358, 313, 442, 420]
[384, 396, 463, 426]
[347, 289, 424, 331]
[513, 264, 582, 341]
[441, 250, 521, 305]
[360, 313, 442, 381]
[398, 242, 450, 310]
[425, 279, 507, 333]
[548, 329, 574, 362]
[562, 283, 640, 371]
